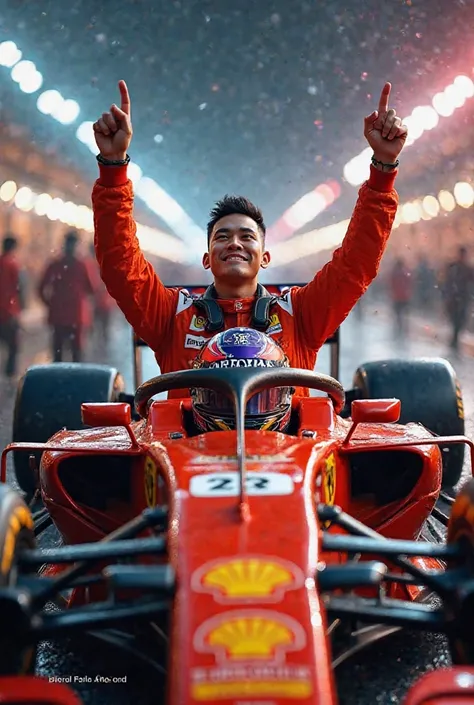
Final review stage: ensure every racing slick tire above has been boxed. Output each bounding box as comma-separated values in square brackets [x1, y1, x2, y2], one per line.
[352, 358, 465, 488]
[12, 363, 125, 500]
[0, 484, 36, 674]
[446, 479, 474, 664]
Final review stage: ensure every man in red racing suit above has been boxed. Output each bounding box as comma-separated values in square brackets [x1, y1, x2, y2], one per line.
[92, 81, 407, 399]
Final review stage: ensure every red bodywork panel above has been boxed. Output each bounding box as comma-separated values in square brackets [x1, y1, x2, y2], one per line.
[0, 677, 82, 704]
[1, 395, 457, 704]
[402, 668, 474, 704]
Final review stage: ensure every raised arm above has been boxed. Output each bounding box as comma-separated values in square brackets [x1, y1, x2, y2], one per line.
[293, 83, 408, 349]
[92, 81, 176, 353]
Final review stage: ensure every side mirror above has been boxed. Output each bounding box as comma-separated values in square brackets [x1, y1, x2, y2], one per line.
[81, 402, 132, 428]
[351, 398, 401, 424]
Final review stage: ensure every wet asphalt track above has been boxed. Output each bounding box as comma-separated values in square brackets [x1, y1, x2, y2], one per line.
[1, 304, 473, 704]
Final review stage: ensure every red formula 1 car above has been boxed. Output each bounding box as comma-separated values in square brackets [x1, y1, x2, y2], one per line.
[0, 284, 474, 704]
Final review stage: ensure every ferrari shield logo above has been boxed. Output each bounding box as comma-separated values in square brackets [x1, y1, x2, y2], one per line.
[323, 453, 336, 506]
[144, 457, 157, 508]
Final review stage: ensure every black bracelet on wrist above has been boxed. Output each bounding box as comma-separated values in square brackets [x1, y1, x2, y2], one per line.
[371, 155, 399, 170]
[96, 153, 131, 166]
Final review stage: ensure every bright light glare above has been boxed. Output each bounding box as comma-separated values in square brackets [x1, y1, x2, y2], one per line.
[412, 105, 439, 131]
[128, 162, 143, 186]
[0, 181, 17, 201]
[453, 75, 474, 99]
[0, 41, 22, 67]
[14, 186, 36, 211]
[37, 90, 63, 115]
[343, 148, 372, 186]
[422, 195, 440, 218]
[19, 70, 43, 94]
[283, 191, 326, 230]
[75, 121, 97, 154]
[438, 190, 456, 212]
[400, 202, 422, 224]
[55, 98, 80, 124]
[444, 83, 467, 109]
[34, 193, 53, 216]
[63, 201, 78, 226]
[11, 60, 36, 83]
[47, 197, 65, 221]
[432, 92, 455, 117]
[454, 181, 474, 208]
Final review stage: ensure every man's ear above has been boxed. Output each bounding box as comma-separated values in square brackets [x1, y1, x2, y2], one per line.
[260, 250, 271, 269]
[202, 252, 210, 270]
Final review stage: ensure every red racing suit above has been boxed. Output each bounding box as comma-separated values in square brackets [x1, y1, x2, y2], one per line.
[0, 253, 22, 323]
[92, 164, 398, 399]
[38, 256, 95, 328]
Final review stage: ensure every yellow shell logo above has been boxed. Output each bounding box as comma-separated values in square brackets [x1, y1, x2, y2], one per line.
[192, 556, 304, 603]
[194, 609, 306, 664]
[209, 617, 292, 659]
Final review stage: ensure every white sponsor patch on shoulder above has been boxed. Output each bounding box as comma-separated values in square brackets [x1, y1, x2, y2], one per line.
[176, 289, 195, 315]
[275, 290, 293, 316]
[184, 334, 208, 349]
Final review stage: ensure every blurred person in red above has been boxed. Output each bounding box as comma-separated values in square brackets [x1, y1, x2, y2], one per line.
[38, 231, 95, 362]
[85, 242, 115, 344]
[0, 235, 25, 377]
[92, 80, 408, 391]
[442, 246, 474, 352]
[389, 257, 413, 334]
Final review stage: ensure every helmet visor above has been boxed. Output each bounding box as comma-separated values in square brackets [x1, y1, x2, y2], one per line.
[192, 385, 293, 415]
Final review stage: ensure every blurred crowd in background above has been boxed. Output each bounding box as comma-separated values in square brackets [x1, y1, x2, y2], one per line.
[0, 230, 116, 376]
[382, 245, 474, 351]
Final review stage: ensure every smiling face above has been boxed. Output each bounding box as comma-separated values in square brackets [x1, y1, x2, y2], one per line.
[203, 213, 271, 283]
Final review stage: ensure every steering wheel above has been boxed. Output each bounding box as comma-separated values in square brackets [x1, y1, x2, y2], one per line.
[134, 366, 345, 419]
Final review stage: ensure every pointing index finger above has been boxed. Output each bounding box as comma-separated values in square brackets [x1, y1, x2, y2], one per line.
[378, 82, 391, 115]
[118, 80, 131, 117]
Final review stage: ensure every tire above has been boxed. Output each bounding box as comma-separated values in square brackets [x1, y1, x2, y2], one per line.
[0, 484, 36, 674]
[352, 358, 465, 488]
[446, 479, 474, 664]
[12, 363, 125, 500]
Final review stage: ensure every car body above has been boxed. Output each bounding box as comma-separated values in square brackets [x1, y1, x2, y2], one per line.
[0, 284, 472, 704]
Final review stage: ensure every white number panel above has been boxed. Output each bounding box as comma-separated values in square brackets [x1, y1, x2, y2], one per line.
[189, 472, 294, 498]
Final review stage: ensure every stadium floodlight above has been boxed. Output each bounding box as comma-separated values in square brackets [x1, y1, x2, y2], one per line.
[14, 186, 36, 212]
[453, 181, 474, 208]
[270, 177, 474, 265]
[0, 180, 17, 202]
[34, 193, 53, 216]
[11, 60, 36, 83]
[46, 197, 65, 221]
[2, 169, 189, 260]
[411, 105, 439, 131]
[37, 90, 63, 115]
[400, 201, 422, 224]
[438, 189, 456, 212]
[54, 98, 80, 125]
[0, 41, 22, 68]
[62, 201, 79, 226]
[453, 75, 474, 99]
[432, 91, 455, 118]
[19, 70, 43, 94]
[444, 83, 467, 110]
[422, 195, 440, 218]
